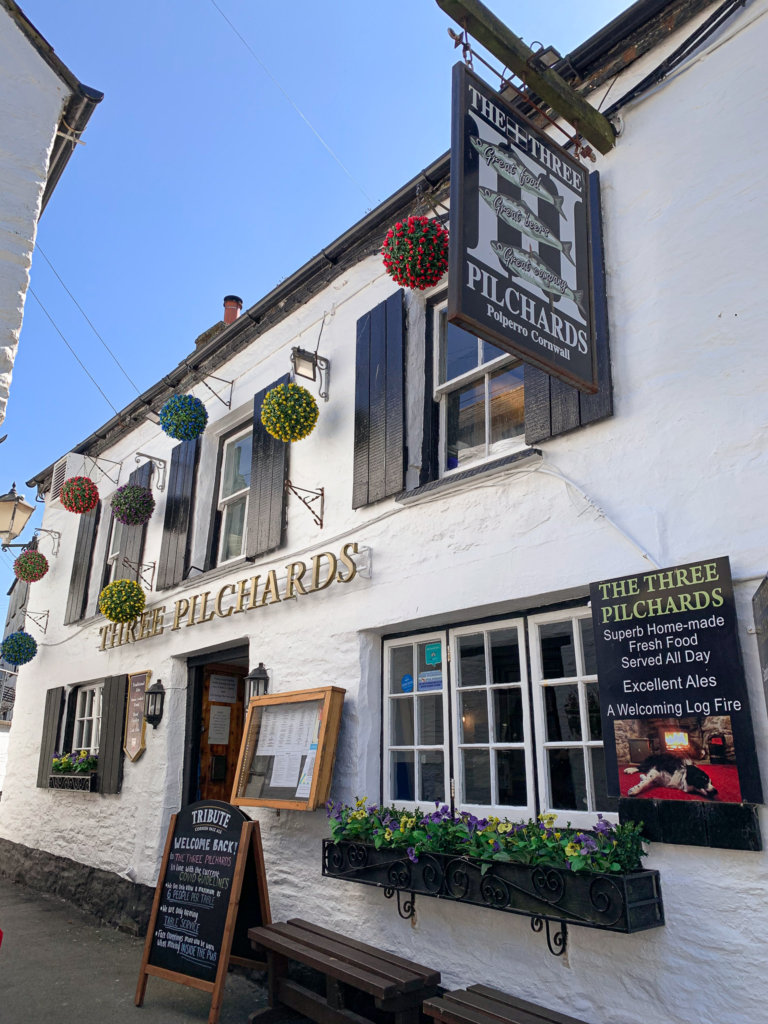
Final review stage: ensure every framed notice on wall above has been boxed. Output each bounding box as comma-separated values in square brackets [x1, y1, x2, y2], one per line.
[123, 670, 149, 762]
[232, 686, 345, 811]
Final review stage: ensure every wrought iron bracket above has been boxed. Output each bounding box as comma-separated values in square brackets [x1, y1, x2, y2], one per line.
[82, 454, 122, 486]
[530, 917, 567, 956]
[34, 528, 61, 556]
[25, 610, 49, 634]
[181, 364, 233, 410]
[135, 452, 167, 492]
[384, 888, 416, 921]
[121, 560, 156, 591]
[286, 481, 324, 528]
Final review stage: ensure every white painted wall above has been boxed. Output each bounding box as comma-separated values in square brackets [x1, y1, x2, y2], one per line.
[0, 7, 71, 423]
[1, 4, 768, 1023]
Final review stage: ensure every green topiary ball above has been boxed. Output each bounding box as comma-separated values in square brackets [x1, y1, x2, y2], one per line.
[260, 382, 319, 442]
[159, 394, 208, 440]
[98, 579, 146, 623]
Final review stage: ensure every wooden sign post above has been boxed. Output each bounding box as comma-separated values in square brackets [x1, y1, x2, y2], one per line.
[135, 799, 270, 1024]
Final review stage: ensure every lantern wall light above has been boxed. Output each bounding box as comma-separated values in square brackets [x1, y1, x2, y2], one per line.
[291, 346, 330, 402]
[0, 483, 35, 549]
[144, 678, 165, 729]
[245, 662, 270, 700]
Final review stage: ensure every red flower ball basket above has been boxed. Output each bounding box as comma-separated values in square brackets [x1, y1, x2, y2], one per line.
[382, 215, 449, 290]
[60, 476, 99, 514]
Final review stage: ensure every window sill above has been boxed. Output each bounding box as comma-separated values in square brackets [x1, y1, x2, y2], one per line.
[396, 448, 542, 506]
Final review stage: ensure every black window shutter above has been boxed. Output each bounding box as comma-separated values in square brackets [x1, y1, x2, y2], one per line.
[524, 171, 613, 444]
[157, 438, 199, 589]
[246, 375, 290, 560]
[64, 503, 101, 625]
[97, 674, 128, 795]
[352, 289, 405, 508]
[115, 462, 153, 582]
[36, 687, 64, 788]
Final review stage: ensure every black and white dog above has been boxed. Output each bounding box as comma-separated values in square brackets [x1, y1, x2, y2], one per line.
[624, 754, 718, 799]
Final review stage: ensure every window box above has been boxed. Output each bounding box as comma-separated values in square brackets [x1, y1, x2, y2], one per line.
[321, 839, 663, 935]
[48, 772, 98, 792]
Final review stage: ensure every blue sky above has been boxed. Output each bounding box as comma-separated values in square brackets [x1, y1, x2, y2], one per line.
[1, 0, 629, 618]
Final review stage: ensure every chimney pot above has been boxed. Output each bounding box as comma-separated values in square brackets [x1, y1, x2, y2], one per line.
[223, 295, 243, 325]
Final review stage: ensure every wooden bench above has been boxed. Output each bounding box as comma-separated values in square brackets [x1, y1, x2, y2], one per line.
[248, 918, 441, 1024]
[423, 985, 590, 1024]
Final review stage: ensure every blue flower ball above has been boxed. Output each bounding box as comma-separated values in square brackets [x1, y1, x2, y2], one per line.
[158, 394, 208, 440]
[1, 630, 38, 666]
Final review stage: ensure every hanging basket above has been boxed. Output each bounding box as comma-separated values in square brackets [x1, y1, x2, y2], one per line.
[60, 476, 99, 514]
[98, 579, 146, 623]
[159, 394, 208, 440]
[382, 215, 449, 290]
[261, 382, 319, 442]
[1, 630, 38, 666]
[110, 484, 155, 526]
[13, 549, 49, 583]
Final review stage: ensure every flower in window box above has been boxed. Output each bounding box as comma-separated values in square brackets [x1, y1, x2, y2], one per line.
[51, 750, 98, 774]
[1, 630, 38, 666]
[60, 475, 99, 514]
[381, 215, 449, 290]
[98, 578, 146, 623]
[13, 549, 49, 583]
[159, 394, 208, 440]
[110, 484, 155, 526]
[260, 382, 319, 442]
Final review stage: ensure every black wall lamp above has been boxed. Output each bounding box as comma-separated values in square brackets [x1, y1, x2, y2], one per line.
[291, 346, 330, 402]
[144, 679, 165, 729]
[245, 662, 270, 700]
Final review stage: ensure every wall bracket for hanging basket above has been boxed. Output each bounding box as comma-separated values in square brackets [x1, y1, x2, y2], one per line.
[286, 481, 324, 528]
[181, 364, 234, 410]
[82, 454, 122, 486]
[135, 452, 167, 492]
[33, 529, 61, 556]
[25, 610, 49, 634]
[120, 559, 156, 591]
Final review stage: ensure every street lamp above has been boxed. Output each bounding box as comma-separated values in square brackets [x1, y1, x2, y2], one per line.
[0, 483, 34, 549]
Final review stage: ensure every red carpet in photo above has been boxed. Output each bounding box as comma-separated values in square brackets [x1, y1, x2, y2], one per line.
[618, 763, 742, 802]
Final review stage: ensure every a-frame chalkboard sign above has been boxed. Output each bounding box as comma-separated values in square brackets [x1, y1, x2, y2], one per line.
[135, 799, 270, 1024]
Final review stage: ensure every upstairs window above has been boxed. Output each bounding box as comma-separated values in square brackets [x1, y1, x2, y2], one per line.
[217, 427, 252, 564]
[73, 682, 103, 754]
[434, 304, 525, 473]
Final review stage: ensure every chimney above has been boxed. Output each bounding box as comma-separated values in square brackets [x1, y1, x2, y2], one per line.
[223, 295, 243, 325]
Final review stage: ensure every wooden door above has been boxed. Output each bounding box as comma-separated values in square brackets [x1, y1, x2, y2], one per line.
[199, 663, 247, 803]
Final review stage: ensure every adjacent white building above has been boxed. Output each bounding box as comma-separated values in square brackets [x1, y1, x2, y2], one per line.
[0, 3, 766, 1022]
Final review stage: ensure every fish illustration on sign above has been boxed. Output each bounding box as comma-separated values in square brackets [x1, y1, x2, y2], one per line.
[469, 136, 564, 218]
[479, 187, 575, 266]
[491, 241, 586, 319]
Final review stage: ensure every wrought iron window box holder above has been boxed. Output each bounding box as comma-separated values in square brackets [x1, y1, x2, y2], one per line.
[322, 840, 664, 955]
[48, 773, 98, 792]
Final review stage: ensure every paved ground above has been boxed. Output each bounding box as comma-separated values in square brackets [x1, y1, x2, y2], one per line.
[0, 876, 288, 1023]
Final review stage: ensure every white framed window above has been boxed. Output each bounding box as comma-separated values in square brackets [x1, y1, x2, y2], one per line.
[72, 682, 103, 753]
[105, 517, 124, 582]
[433, 303, 525, 474]
[217, 427, 252, 564]
[529, 609, 618, 827]
[383, 608, 616, 824]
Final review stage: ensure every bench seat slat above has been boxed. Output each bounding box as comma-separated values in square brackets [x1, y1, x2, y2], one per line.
[269, 922, 429, 989]
[248, 926, 406, 1000]
[467, 986, 589, 1024]
[287, 918, 440, 983]
[428, 990, 559, 1024]
[424, 995, 543, 1024]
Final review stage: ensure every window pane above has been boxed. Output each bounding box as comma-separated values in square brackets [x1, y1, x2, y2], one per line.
[221, 434, 252, 498]
[482, 339, 506, 363]
[540, 621, 576, 678]
[82, 720, 93, 749]
[417, 641, 442, 679]
[457, 634, 485, 687]
[590, 747, 618, 813]
[489, 364, 525, 444]
[462, 749, 491, 804]
[391, 698, 414, 746]
[446, 379, 485, 470]
[220, 496, 247, 561]
[443, 318, 479, 382]
[390, 646, 414, 695]
[419, 751, 444, 803]
[419, 695, 443, 745]
[497, 749, 527, 806]
[580, 619, 597, 675]
[585, 682, 603, 741]
[493, 687, 524, 743]
[391, 751, 414, 801]
[548, 748, 587, 810]
[490, 629, 521, 684]
[460, 690, 489, 743]
[545, 685, 582, 741]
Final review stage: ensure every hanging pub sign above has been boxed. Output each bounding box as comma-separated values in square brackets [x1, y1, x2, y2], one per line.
[448, 63, 597, 393]
[590, 556, 763, 804]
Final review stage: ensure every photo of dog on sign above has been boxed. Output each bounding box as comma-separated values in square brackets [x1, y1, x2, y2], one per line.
[613, 715, 741, 803]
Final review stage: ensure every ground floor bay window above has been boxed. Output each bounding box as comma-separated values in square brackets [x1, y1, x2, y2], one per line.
[383, 608, 617, 827]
